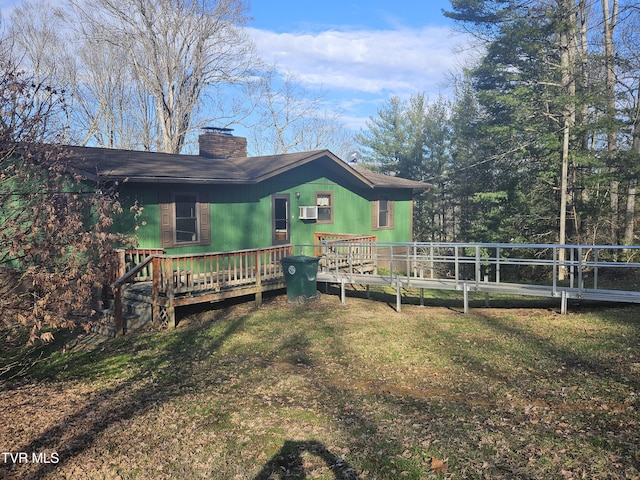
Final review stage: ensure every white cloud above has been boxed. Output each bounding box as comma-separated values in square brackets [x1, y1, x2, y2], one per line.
[247, 25, 469, 95]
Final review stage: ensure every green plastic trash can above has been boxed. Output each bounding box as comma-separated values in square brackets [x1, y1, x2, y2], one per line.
[281, 255, 321, 303]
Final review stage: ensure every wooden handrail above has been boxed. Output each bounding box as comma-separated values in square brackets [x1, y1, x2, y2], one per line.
[111, 244, 294, 335]
[111, 254, 158, 337]
[112, 254, 157, 289]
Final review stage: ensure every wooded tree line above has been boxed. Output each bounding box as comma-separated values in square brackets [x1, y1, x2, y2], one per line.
[7, 0, 640, 246]
[358, 0, 640, 246]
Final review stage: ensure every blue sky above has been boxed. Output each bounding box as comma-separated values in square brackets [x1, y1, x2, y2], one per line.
[245, 0, 471, 131]
[0, 0, 471, 136]
[248, 1, 455, 32]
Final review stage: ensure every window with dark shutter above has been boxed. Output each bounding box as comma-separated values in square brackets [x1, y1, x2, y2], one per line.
[175, 194, 199, 243]
[158, 192, 210, 248]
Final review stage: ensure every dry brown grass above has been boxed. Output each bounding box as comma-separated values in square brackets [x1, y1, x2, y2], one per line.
[1, 290, 639, 479]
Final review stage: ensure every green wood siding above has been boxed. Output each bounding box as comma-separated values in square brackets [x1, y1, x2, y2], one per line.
[115, 161, 414, 254]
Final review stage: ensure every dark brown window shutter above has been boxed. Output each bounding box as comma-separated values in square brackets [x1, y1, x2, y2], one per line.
[372, 200, 379, 230]
[159, 192, 174, 248]
[388, 200, 394, 228]
[199, 193, 210, 245]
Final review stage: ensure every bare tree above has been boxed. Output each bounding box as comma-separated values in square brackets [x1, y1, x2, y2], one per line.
[9, 0, 75, 142]
[618, 4, 640, 246]
[248, 67, 354, 158]
[72, 37, 158, 150]
[67, 0, 258, 154]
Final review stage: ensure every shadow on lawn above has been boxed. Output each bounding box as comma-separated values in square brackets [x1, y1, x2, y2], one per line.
[6, 294, 637, 478]
[253, 440, 359, 480]
[468, 308, 640, 393]
[437, 308, 640, 473]
[0, 309, 249, 479]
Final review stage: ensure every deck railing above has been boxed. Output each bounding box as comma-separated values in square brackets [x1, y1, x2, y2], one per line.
[151, 244, 293, 296]
[309, 241, 640, 313]
[111, 244, 294, 335]
[314, 233, 377, 273]
[114, 248, 165, 282]
[111, 241, 640, 334]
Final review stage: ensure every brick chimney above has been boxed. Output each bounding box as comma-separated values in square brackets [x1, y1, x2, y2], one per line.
[198, 127, 248, 159]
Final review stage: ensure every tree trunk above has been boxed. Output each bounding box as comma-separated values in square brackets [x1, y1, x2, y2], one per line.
[624, 93, 640, 246]
[602, 0, 619, 245]
[624, 179, 637, 245]
[558, 0, 577, 280]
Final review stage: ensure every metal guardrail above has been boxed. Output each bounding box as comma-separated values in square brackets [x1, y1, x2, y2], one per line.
[303, 241, 640, 313]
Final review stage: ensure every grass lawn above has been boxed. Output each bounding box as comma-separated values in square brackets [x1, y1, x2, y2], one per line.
[1, 287, 639, 479]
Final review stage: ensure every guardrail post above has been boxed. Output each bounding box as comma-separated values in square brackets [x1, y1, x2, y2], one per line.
[475, 245, 481, 288]
[484, 275, 490, 307]
[594, 248, 599, 289]
[561, 290, 567, 314]
[454, 246, 460, 286]
[373, 242, 378, 275]
[553, 247, 558, 296]
[463, 281, 469, 314]
[570, 247, 575, 288]
[396, 274, 402, 313]
[429, 245, 434, 279]
[578, 246, 583, 295]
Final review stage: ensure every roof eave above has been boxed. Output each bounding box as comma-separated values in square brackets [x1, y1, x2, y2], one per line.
[251, 150, 376, 188]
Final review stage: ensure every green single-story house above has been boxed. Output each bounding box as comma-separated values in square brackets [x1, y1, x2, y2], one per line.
[64, 129, 430, 254]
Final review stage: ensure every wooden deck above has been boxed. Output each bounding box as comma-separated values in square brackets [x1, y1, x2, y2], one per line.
[110, 239, 640, 336]
[111, 245, 294, 335]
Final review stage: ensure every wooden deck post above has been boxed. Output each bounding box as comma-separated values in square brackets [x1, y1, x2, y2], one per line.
[162, 258, 176, 328]
[116, 249, 126, 280]
[151, 256, 161, 325]
[255, 250, 262, 306]
[113, 285, 124, 337]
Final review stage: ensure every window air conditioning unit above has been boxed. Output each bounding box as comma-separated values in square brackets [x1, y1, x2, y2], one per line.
[299, 206, 318, 220]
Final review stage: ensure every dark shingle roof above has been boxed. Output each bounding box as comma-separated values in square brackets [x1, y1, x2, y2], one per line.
[63, 144, 430, 191]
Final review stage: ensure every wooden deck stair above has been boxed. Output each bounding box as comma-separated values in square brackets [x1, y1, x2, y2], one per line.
[94, 290, 154, 337]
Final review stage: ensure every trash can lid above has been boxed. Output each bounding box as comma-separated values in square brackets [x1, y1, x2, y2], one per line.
[282, 255, 321, 263]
